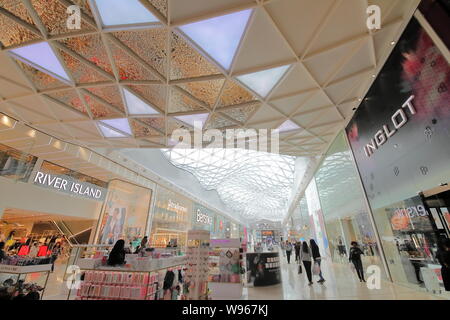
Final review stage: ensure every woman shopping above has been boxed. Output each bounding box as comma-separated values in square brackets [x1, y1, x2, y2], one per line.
[285, 241, 293, 264]
[300, 241, 313, 286]
[107, 239, 126, 266]
[310, 239, 325, 283]
[349, 241, 366, 282]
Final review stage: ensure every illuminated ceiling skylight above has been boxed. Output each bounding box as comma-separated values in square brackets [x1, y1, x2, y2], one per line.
[278, 119, 300, 133]
[174, 113, 209, 129]
[236, 65, 290, 98]
[162, 148, 296, 221]
[98, 123, 127, 138]
[92, 0, 159, 27]
[99, 118, 132, 135]
[179, 9, 252, 70]
[10, 42, 70, 82]
[122, 88, 158, 115]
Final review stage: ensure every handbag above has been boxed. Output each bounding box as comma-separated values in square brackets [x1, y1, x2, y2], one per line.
[313, 261, 321, 275]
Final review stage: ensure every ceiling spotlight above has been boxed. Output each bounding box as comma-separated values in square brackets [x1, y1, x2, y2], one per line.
[390, 41, 396, 45]
[372, 74, 376, 78]
[358, 98, 362, 101]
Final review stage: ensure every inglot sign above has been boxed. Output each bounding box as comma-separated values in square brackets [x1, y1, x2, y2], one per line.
[33, 171, 106, 201]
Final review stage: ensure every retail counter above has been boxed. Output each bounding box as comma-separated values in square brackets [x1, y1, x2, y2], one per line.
[246, 252, 281, 286]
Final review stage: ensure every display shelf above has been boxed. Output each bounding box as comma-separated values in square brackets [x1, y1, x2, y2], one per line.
[208, 239, 243, 300]
[0, 263, 52, 300]
[185, 230, 210, 300]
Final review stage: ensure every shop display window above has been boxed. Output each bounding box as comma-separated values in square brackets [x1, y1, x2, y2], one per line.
[96, 180, 152, 247]
[150, 186, 193, 248]
[0, 143, 37, 182]
[314, 132, 386, 277]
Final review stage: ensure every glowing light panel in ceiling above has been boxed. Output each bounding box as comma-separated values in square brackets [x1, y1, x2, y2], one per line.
[179, 9, 252, 70]
[98, 123, 127, 138]
[174, 113, 209, 129]
[93, 0, 159, 26]
[10, 42, 71, 82]
[100, 118, 132, 135]
[236, 65, 290, 98]
[123, 88, 158, 115]
[278, 119, 300, 133]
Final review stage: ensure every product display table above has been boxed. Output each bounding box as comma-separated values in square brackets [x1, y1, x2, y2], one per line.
[67, 255, 187, 300]
[246, 252, 281, 287]
[0, 264, 52, 299]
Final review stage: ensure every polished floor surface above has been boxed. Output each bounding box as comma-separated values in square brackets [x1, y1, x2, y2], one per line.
[245, 251, 449, 300]
[37, 252, 449, 300]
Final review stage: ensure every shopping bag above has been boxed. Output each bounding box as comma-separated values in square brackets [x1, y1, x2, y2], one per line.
[313, 262, 321, 275]
[298, 264, 302, 274]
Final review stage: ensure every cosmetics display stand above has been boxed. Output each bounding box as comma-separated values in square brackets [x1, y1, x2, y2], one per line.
[0, 264, 52, 300]
[185, 230, 210, 300]
[66, 255, 187, 300]
[208, 238, 243, 300]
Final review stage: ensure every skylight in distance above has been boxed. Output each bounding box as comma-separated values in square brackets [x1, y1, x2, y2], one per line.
[179, 9, 252, 70]
[236, 65, 291, 98]
[122, 88, 158, 115]
[10, 42, 71, 82]
[92, 0, 159, 27]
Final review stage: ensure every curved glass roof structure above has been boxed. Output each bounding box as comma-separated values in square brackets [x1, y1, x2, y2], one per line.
[162, 148, 295, 220]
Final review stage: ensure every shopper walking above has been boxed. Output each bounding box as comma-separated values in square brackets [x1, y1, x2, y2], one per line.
[285, 241, 293, 264]
[310, 239, 325, 283]
[436, 238, 450, 291]
[0, 242, 7, 263]
[349, 241, 365, 282]
[50, 243, 61, 272]
[280, 241, 286, 257]
[107, 239, 126, 266]
[300, 241, 313, 285]
[294, 241, 301, 262]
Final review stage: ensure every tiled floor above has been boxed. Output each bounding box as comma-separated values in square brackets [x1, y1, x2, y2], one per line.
[245, 252, 448, 300]
[39, 252, 449, 300]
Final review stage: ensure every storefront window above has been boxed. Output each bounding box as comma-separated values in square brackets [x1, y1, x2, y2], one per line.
[96, 180, 152, 247]
[192, 202, 215, 234]
[150, 185, 192, 248]
[0, 143, 37, 182]
[315, 132, 385, 277]
[346, 17, 450, 292]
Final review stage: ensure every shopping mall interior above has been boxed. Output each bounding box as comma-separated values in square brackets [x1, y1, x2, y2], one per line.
[0, 0, 449, 302]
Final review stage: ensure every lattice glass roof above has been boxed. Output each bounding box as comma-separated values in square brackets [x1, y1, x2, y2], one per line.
[162, 148, 296, 221]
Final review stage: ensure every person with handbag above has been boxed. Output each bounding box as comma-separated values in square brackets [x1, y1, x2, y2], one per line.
[300, 241, 313, 286]
[349, 241, 366, 282]
[310, 239, 325, 283]
[285, 241, 293, 264]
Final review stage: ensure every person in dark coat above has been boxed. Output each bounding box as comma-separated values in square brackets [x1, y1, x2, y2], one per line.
[436, 238, 450, 291]
[349, 241, 365, 282]
[107, 239, 126, 266]
[310, 239, 325, 283]
[294, 242, 301, 262]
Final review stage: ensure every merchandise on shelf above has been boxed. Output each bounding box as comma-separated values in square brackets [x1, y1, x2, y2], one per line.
[184, 230, 210, 300]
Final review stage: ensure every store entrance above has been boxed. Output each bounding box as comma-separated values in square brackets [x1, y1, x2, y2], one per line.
[421, 184, 450, 239]
[0, 208, 97, 256]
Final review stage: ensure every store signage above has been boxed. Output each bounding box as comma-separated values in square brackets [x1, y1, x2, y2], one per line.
[167, 199, 187, 214]
[196, 208, 212, 225]
[393, 204, 428, 218]
[364, 95, 416, 158]
[33, 171, 105, 201]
